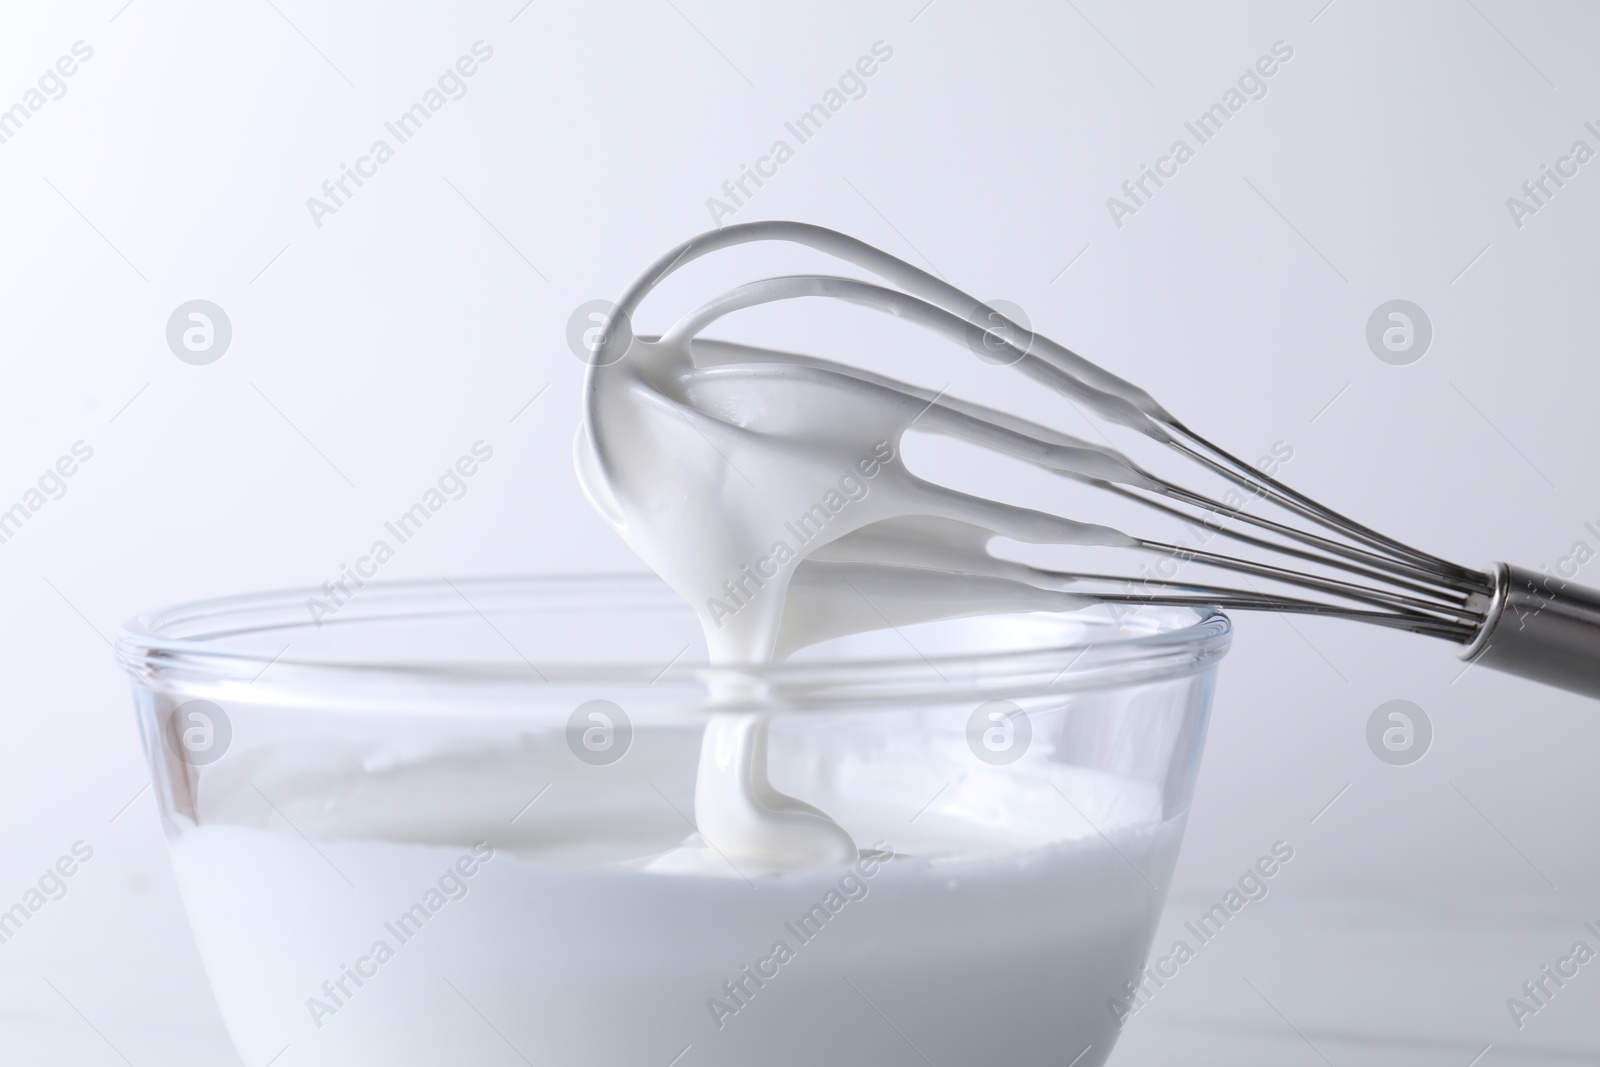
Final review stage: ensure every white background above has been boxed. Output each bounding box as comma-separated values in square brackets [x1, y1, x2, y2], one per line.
[2, 0, 1598, 1062]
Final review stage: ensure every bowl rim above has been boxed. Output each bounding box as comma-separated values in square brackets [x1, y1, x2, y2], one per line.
[116, 573, 1232, 698]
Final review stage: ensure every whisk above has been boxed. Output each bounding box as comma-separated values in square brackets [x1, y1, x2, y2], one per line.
[583, 221, 1600, 700]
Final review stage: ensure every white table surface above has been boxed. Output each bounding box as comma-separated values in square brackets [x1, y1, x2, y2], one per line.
[1115, 893, 1600, 1066]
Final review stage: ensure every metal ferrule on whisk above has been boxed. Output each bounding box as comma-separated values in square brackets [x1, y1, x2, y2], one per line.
[1461, 564, 1600, 699]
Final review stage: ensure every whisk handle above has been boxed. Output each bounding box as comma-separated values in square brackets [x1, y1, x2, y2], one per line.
[1466, 563, 1600, 700]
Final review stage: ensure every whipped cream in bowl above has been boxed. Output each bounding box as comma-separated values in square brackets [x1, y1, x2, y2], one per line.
[118, 575, 1229, 1066]
[120, 221, 1235, 1065]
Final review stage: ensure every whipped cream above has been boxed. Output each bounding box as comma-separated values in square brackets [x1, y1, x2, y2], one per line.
[171, 794, 1184, 1066]
[578, 223, 1161, 872]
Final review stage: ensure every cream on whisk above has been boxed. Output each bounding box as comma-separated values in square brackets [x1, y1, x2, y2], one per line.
[576, 232, 1160, 872]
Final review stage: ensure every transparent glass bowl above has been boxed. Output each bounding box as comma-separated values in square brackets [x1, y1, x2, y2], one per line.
[118, 575, 1230, 1067]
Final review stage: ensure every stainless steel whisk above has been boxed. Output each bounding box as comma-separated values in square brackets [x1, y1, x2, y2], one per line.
[587, 221, 1600, 700]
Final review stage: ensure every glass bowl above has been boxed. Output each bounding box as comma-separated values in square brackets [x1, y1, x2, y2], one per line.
[117, 575, 1230, 1067]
